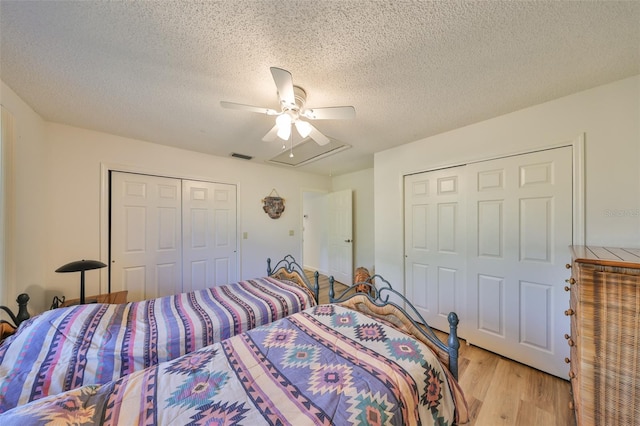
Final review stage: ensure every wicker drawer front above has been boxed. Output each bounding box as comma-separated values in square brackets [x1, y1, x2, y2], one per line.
[568, 265, 580, 412]
[590, 271, 640, 425]
[572, 258, 640, 426]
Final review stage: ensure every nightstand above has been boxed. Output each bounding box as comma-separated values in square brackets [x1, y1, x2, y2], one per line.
[61, 290, 128, 307]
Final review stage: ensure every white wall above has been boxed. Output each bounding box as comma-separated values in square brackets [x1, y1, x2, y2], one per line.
[332, 168, 375, 273]
[1, 79, 332, 313]
[0, 81, 48, 317]
[375, 75, 640, 293]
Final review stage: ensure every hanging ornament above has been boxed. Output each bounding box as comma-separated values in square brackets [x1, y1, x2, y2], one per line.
[262, 189, 285, 219]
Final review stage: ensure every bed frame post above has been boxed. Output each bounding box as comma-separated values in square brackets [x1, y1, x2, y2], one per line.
[447, 312, 460, 380]
[266, 258, 272, 275]
[0, 293, 30, 327]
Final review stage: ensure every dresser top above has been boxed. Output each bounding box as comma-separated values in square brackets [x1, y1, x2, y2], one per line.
[570, 245, 640, 268]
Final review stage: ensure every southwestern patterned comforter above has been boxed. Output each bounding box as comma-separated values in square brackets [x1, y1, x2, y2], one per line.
[0, 276, 315, 413]
[0, 304, 468, 425]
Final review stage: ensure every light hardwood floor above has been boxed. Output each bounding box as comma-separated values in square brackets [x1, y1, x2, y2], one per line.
[309, 271, 576, 426]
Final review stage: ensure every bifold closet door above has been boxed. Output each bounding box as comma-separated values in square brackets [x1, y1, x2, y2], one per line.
[110, 172, 182, 301]
[404, 146, 572, 377]
[111, 172, 238, 302]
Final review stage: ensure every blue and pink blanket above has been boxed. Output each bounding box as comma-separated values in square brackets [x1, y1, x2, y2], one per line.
[0, 304, 466, 425]
[0, 276, 315, 412]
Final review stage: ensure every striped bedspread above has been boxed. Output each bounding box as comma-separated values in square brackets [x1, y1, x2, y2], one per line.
[0, 276, 315, 413]
[0, 304, 466, 425]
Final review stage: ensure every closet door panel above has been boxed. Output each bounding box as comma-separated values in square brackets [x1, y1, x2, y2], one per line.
[111, 172, 182, 301]
[466, 147, 572, 378]
[404, 167, 466, 333]
[182, 181, 237, 291]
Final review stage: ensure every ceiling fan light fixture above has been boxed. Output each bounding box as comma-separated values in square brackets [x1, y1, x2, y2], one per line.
[276, 114, 292, 140]
[294, 120, 312, 138]
[275, 113, 291, 127]
[277, 124, 291, 140]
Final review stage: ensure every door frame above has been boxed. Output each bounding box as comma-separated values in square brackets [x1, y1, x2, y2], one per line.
[98, 162, 242, 294]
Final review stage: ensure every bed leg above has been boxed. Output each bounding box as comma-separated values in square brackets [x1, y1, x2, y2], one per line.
[313, 271, 320, 303]
[328, 276, 335, 303]
[447, 312, 460, 380]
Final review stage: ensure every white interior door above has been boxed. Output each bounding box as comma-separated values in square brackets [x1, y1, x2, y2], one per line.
[404, 167, 467, 332]
[111, 172, 182, 301]
[182, 180, 237, 291]
[404, 147, 573, 377]
[466, 147, 572, 377]
[328, 189, 353, 284]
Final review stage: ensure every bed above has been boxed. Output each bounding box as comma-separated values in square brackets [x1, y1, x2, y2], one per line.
[0, 275, 469, 425]
[0, 255, 317, 413]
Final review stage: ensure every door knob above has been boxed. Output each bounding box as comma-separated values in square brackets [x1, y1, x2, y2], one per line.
[344, 239, 352, 243]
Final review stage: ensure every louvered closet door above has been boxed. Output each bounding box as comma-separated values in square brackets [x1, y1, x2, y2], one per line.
[182, 180, 237, 292]
[466, 147, 572, 378]
[111, 172, 182, 301]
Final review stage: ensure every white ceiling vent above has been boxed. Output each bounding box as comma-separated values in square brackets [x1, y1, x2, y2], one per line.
[268, 138, 350, 168]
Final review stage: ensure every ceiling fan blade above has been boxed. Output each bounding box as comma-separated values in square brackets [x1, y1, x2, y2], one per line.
[301, 106, 356, 120]
[262, 124, 279, 142]
[307, 123, 331, 146]
[220, 101, 279, 115]
[270, 67, 295, 109]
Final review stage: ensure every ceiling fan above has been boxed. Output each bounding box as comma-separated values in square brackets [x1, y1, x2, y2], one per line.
[220, 67, 355, 146]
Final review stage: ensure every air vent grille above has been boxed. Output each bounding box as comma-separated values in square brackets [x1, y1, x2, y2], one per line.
[231, 152, 253, 160]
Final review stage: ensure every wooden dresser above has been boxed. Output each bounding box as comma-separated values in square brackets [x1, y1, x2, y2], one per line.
[566, 246, 640, 425]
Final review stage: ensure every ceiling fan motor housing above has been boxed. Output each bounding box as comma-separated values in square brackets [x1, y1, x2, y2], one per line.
[292, 86, 307, 111]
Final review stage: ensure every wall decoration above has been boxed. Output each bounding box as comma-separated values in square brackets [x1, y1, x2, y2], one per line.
[262, 189, 285, 219]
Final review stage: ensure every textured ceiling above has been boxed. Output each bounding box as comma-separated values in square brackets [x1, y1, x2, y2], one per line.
[1, 1, 639, 176]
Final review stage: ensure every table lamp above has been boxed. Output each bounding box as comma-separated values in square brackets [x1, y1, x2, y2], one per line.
[55, 259, 107, 305]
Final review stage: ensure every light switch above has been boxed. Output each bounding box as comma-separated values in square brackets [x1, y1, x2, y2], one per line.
[289, 230, 295, 236]
[243, 232, 248, 239]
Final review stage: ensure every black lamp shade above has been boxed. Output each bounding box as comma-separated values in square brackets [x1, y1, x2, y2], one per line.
[56, 259, 107, 305]
[56, 259, 107, 273]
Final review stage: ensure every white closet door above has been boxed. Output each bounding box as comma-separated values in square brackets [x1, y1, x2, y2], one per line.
[466, 147, 572, 378]
[111, 173, 238, 301]
[404, 146, 572, 377]
[111, 172, 182, 301]
[182, 181, 237, 291]
[404, 167, 467, 333]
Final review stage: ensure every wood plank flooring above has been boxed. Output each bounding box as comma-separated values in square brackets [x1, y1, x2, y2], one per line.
[308, 271, 576, 426]
[454, 335, 575, 426]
